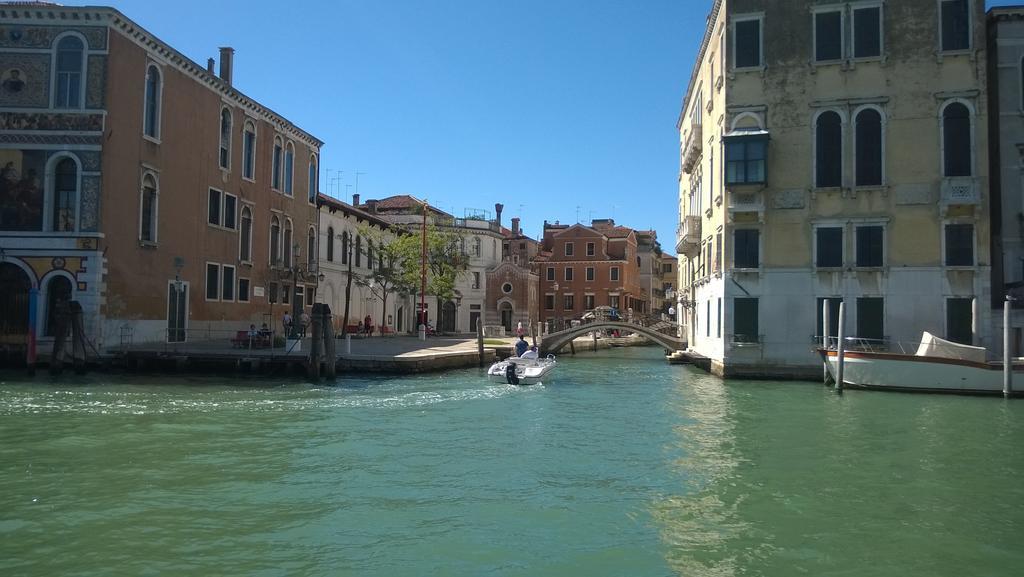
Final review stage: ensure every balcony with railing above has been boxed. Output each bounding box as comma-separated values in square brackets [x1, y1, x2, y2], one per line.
[675, 215, 702, 257]
[940, 177, 980, 214]
[681, 122, 703, 174]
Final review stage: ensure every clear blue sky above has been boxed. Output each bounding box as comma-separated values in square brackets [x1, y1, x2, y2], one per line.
[66, 0, 1020, 248]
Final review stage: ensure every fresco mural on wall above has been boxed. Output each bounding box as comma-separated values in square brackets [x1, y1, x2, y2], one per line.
[0, 149, 45, 231]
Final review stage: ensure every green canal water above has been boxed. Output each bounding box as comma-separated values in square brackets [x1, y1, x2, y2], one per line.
[1, 347, 1022, 577]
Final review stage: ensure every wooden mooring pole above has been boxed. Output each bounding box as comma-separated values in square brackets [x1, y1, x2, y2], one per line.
[822, 299, 831, 385]
[835, 301, 846, 394]
[323, 304, 336, 380]
[1004, 298, 1013, 399]
[70, 301, 86, 375]
[308, 304, 323, 381]
[49, 300, 70, 376]
[476, 318, 485, 368]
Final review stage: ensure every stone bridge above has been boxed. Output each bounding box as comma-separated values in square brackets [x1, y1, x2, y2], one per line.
[540, 317, 686, 355]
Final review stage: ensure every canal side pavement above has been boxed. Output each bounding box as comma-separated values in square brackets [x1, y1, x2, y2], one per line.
[107, 332, 654, 374]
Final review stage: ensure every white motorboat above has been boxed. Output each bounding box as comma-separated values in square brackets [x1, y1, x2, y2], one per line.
[487, 355, 557, 385]
[819, 332, 1024, 396]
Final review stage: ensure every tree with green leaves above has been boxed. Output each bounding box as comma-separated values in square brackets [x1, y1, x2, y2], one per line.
[354, 225, 417, 332]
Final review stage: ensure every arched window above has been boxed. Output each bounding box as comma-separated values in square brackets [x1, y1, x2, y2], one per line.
[341, 231, 350, 265]
[44, 275, 72, 337]
[307, 227, 316, 268]
[52, 157, 77, 232]
[270, 215, 281, 265]
[219, 108, 232, 169]
[308, 154, 318, 203]
[143, 65, 161, 138]
[367, 239, 374, 270]
[283, 219, 293, 267]
[326, 226, 335, 262]
[943, 102, 972, 177]
[355, 235, 362, 267]
[815, 110, 843, 188]
[271, 136, 283, 190]
[55, 35, 84, 108]
[239, 206, 252, 262]
[140, 173, 158, 243]
[284, 142, 295, 195]
[242, 121, 256, 180]
[855, 108, 883, 186]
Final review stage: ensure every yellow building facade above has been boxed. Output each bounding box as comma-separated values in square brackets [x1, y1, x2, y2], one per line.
[676, 0, 991, 378]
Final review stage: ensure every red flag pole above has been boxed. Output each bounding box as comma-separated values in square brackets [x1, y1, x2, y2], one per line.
[420, 199, 427, 331]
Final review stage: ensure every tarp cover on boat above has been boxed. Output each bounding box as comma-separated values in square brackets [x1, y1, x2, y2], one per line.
[915, 332, 987, 363]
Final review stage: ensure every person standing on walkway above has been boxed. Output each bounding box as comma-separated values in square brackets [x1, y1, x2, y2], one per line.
[514, 335, 529, 357]
[300, 310, 311, 338]
[516, 320, 524, 338]
[283, 312, 293, 337]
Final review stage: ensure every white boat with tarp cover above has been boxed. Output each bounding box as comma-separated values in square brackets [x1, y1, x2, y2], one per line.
[819, 332, 1024, 396]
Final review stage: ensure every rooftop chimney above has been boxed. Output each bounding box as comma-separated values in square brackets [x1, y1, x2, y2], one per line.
[366, 199, 378, 213]
[218, 47, 234, 86]
[495, 203, 504, 227]
[352, 193, 360, 207]
[511, 217, 520, 235]
[206, 58, 215, 74]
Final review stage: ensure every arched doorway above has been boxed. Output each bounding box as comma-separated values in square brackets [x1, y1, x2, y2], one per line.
[499, 302, 513, 334]
[441, 300, 456, 333]
[0, 263, 31, 345]
[44, 275, 72, 337]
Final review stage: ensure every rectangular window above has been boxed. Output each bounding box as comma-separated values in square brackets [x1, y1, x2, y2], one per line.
[853, 6, 882, 58]
[306, 285, 315, 306]
[817, 297, 842, 342]
[208, 188, 222, 226]
[734, 298, 759, 343]
[223, 193, 237, 230]
[610, 267, 620, 282]
[734, 18, 762, 69]
[238, 278, 250, 302]
[717, 298, 722, 338]
[563, 294, 574, 311]
[272, 143, 282, 189]
[546, 267, 555, 281]
[945, 223, 974, 266]
[585, 294, 595, 310]
[565, 242, 574, 256]
[857, 297, 884, 342]
[586, 267, 595, 281]
[565, 267, 574, 281]
[715, 232, 723, 274]
[269, 282, 278, 304]
[815, 11, 843, 62]
[941, 0, 970, 52]
[610, 295, 620, 309]
[243, 130, 256, 180]
[706, 300, 711, 337]
[724, 137, 766, 185]
[734, 229, 760, 269]
[856, 226, 884, 267]
[816, 227, 844, 268]
[222, 265, 235, 301]
[205, 263, 220, 300]
[545, 294, 555, 310]
[946, 297, 973, 345]
[282, 284, 290, 305]
[586, 242, 595, 256]
[472, 272, 480, 289]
